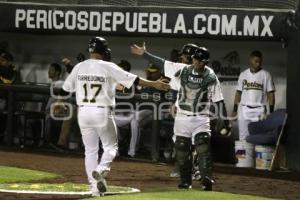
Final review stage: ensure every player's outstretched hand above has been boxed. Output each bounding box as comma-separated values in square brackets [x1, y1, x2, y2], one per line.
[130, 42, 146, 55]
[153, 80, 170, 91]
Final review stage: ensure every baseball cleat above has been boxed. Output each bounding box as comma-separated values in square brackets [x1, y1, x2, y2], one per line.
[178, 183, 192, 189]
[92, 170, 108, 194]
[201, 176, 215, 191]
[192, 170, 202, 181]
[202, 183, 212, 191]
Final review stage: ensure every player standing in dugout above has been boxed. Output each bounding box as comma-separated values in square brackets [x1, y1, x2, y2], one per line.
[131, 42, 231, 191]
[232, 50, 275, 141]
[54, 37, 170, 196]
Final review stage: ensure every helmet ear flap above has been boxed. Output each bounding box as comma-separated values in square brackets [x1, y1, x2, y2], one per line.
[187, 55, 193, 63]
[103, 48, 111, 61]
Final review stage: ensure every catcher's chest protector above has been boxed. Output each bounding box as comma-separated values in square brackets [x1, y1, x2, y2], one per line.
[177, 66, 216, 113]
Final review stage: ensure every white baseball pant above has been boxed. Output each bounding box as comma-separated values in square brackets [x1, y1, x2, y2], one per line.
[173, 113, 211, 144]
[238, 105, 265, 140]
[78, 106, 118, 190]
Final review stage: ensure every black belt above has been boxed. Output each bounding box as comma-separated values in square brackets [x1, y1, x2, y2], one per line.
[79, 105, 112, 109]
[182, 113, 208, 117]
[245, 105, 263, 109]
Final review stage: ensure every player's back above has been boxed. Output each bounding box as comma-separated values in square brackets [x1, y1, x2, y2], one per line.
[74, 59, 117, 107]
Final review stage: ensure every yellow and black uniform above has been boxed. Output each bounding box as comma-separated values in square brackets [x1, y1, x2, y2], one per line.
[0, 50, 17, 85]
[0, 50, 17, 138]
[0, 66, 17, 84]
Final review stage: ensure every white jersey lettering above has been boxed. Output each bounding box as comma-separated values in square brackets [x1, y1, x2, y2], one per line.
[237, 68, 275, 107]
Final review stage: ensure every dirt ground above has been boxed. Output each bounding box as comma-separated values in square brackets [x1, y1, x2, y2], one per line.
[0, 149, 300, 200]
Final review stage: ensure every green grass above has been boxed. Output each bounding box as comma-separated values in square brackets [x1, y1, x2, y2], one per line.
[0, 166, 60, 183]
[0, 183, 89, 192]
[0, 166, 135, 193]
[87, 189, 278, 200]
[0, 183, 135, 193]
[0, 166, 279, 200]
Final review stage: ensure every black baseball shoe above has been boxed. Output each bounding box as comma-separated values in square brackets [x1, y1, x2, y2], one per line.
[178, 182, 192, 189]
[192, 169, 202, 181]
[92, 170, 108, 194]
[201, 176, 215, 191]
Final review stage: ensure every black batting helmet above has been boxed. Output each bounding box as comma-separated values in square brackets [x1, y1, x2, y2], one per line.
[88, 37, 109, 54]
[192, 47, 210, 62]
[179, 44, 198, 63]
[179, 44, 198, 56]
[103, 48, 111, 61]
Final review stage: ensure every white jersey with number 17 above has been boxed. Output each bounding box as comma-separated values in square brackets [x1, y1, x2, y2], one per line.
[62, 59, 137, 107]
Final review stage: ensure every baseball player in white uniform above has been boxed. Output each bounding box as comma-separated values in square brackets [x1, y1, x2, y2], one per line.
[131, 43, 230, 191]
[55, 37, 169, 196]
[168, 43, 201, 179]
[232, 50, 275, 141]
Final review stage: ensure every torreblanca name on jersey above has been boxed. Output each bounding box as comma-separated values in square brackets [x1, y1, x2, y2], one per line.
[78, 75, 106, 82]
[243, 79, 263, 90]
